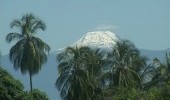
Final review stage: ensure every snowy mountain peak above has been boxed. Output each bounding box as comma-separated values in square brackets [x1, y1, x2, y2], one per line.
[73, 31, 119, 50]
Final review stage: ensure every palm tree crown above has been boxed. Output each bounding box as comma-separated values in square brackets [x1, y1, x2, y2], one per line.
[111, 40, 143, 88]
[56, 46, 104, 100]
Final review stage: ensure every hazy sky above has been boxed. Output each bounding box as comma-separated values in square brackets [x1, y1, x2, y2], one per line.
[0, 0, 170, 55]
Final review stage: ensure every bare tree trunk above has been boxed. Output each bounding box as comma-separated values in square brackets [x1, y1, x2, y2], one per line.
[29, 72, 33, 92]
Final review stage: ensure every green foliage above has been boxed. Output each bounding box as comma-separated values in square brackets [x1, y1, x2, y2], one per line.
[6, 13, 50, 75]
[146, 81, 170, 100]
[0, 67, 24, 100]
[112, 88, 140, 100]
[28, 89, 49, 100]
[56, 40, 149, 100]
[111, 40, 143, 88]
[0, 67, 49, 100]
[56, 47, 96, 100]
[56, 37, 170, 100]
[111, 83, 170, 100]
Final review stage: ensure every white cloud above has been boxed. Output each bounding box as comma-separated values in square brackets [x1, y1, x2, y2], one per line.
[92, 24, 118, 32]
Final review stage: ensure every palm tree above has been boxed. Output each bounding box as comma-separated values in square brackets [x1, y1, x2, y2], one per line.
[111, 39, 142, 88]
[6, 13, 50, 92]
[141, 53, 170, 99]
[145, 53, 170, 88]
[83, 48, 107, 99]
[129, 55, 148, 73]
[84, 49, 101, 76]
[56, 46, 94, 100]
[0, 50, 1, 66]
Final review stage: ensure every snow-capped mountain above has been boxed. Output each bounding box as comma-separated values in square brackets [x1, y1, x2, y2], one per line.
[73, 31, 119, 52]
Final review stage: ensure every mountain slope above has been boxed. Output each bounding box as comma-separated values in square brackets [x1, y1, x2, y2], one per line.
[140, 48, 170, 61]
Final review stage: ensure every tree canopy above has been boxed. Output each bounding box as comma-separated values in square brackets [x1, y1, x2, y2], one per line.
[0, 67, 49, 100]
[56, 39, 170, 100]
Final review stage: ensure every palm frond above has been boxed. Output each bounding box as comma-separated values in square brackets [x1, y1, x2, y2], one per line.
[6, 33, 23, 43]
[32, 37, 51, 53]
[57, 51, 69, 62]
[31, 20, 46, 34]
[10, 19, 22, 29]
[57, 62, 71, 74]
[166, 53, 170, 72]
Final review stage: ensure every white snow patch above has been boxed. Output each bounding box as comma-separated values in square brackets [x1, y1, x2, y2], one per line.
[73, 31, 119, 50]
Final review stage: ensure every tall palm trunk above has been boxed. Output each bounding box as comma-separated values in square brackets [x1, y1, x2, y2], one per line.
[29, 72, 33, 92]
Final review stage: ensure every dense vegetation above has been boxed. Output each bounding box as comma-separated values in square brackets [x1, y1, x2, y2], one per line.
[0, 67, 49, 100]
[56, 39, 170, 100]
